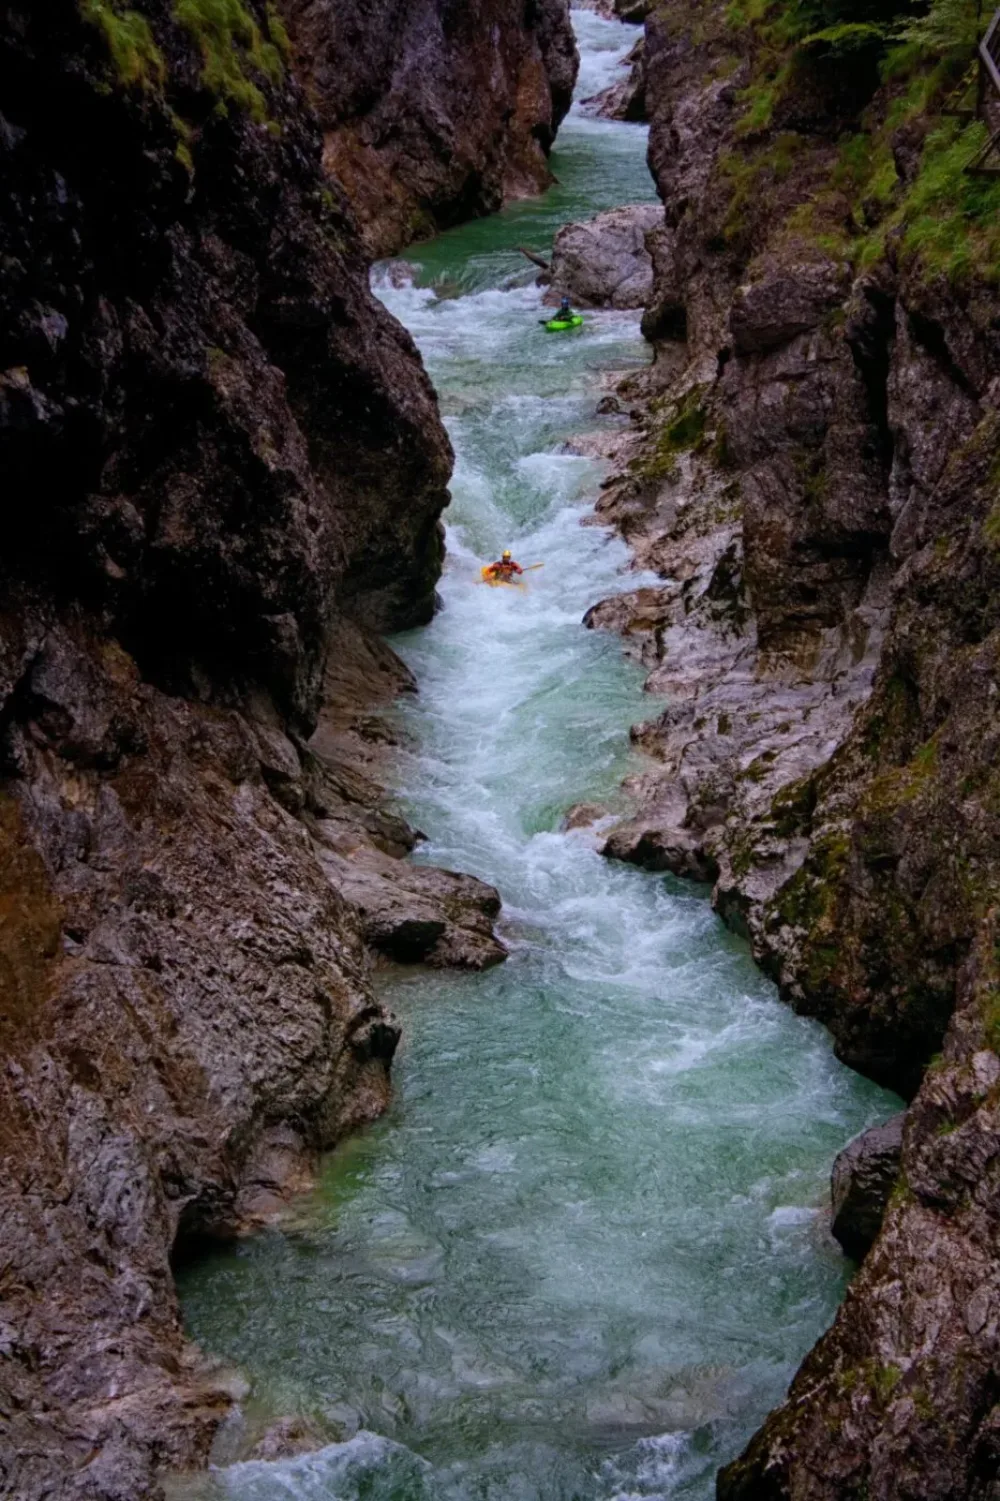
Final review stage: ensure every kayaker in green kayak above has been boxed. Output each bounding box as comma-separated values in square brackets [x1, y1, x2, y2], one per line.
[541, 295, 583, 331]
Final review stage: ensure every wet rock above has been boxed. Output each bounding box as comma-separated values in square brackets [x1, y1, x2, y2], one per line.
[548, 204, 664, 309]
[250, 1416, 326, 1462]
[603, 821, 720, 884]
[830, 1113, 905, 1261]
[562, 801, 610, 830]
[318, 841, 507, 969]
[286, 0, 579, 257]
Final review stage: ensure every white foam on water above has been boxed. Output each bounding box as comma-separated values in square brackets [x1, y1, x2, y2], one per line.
[176, 13, 901, 1501]
[215, 1432, 432, 1501]
[570, 8, 646, 113]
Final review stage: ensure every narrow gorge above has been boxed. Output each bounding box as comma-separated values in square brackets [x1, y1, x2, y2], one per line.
[1, 3, 999, 1501]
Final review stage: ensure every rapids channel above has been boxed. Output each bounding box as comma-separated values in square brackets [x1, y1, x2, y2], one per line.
[175, 13, 900, 1499]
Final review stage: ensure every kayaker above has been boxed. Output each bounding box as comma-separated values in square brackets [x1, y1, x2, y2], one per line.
[557, 296, 576, 322]
[484, 550, 523, 582]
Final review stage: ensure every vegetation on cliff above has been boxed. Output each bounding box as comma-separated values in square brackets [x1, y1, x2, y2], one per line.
[715, 0, 1000, 280]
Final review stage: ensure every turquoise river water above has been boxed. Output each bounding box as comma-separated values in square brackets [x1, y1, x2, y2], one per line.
[175, 13, 899, 1500]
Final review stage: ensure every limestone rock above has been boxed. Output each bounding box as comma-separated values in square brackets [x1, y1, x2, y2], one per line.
[548, 204, 664, 309]
[316, 842, 507, 969]
[729, 258, 851, 356]
[285, 0, 579, 257]
[830, 1113, 905, 1261]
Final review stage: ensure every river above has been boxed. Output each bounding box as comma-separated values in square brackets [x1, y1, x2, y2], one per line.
[174, 13, 898, 1499]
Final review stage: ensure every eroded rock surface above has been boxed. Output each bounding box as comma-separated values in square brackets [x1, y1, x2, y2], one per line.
[283, 0, 579, 257]
[0, 4, 506, 1496]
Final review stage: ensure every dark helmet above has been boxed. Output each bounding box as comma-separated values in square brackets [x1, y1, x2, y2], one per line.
[560, 295, 571, 308]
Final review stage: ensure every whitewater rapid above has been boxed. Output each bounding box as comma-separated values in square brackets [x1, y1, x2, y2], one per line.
[174, 14, 898, 1500]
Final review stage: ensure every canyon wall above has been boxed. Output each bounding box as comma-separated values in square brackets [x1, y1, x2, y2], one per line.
[282, 0, 579, 257]
[588, 1, 1000, 1494]
[0, 0, 533, 1493]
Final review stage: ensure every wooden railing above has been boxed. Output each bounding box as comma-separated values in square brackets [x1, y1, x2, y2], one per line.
[969, 5, 1000, 171]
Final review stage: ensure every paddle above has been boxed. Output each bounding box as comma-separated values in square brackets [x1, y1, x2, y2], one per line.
[523, 563, 545, 572]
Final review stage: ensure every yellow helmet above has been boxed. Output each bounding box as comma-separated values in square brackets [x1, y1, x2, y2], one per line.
[502, 550, 512, 561]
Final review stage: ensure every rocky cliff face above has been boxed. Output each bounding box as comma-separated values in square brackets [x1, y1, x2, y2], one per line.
[0, 2, 506, 1496]
[585, 0, 1000, 1493]
[281, 0, 578, 257]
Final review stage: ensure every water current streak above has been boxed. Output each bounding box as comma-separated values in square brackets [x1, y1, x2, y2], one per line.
[176, 13, 898, 1499]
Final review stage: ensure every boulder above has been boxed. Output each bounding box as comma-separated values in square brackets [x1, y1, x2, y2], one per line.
[830, 1113, 905, 1261]
[316, 842, 508, 970]
[548, 204, 664, 309]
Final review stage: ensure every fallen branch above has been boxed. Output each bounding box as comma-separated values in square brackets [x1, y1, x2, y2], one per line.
[517, 245, 550, 271]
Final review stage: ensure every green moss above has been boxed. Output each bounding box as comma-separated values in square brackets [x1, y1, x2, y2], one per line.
[170, 109, 195, 172]
[79, 0, 166, 89]
[718, 132, 805, 245]
[172, 0, 286, 122]
[984, 498, 1000, 552]
[888, 1170, 913, 1209]
[863, 732, 940, 819]
[770, 773, 818, 838]
[710, 0, 991, 285]
[725, 0, 773, 28]
[630, 385, 710, 482]
[735, 79, 780, 136]
[81, 0, 289, 123]
[664, 402, 707, 452]
[776, 830, 850, 931]
[896, 118, 1000, 284]
[264, 2, 291, 57]
[869, 1362, 903, 1404]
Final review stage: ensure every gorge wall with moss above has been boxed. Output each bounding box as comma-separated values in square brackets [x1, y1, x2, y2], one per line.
[0, 0, 558, 1494]
[588, 0, 1000, 1493]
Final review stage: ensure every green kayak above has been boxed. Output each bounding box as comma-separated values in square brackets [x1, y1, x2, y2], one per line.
[543, 315, 584, 332]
